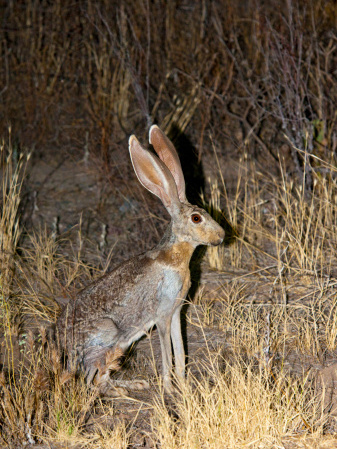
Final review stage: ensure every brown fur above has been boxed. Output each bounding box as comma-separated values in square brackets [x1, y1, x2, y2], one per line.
[156, 242, 194, 267]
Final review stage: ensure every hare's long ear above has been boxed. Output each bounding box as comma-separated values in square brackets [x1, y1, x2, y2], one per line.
[129, 135, 180, 215]
[149, 125, 187, 203]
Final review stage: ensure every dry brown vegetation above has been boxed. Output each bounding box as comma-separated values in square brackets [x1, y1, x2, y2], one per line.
[1, 0, 337, 447]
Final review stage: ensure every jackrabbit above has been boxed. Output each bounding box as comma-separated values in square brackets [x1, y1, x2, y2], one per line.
[57, 125, 224, 393]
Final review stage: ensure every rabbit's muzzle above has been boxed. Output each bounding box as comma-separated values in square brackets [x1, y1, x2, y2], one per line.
[207, 226, 225, 246]
[211, 235, 224, 246]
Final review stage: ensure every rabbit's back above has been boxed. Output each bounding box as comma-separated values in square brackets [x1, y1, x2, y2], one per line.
[57, 250, 186, 356]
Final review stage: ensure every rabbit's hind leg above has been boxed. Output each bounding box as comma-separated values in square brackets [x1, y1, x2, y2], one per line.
[83, 318, 122, 386]
[88, 347, 149, 397]
[84, 345, 124, 390]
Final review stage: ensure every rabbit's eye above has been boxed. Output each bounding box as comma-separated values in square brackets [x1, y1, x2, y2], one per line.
[191, 213, 202, 223]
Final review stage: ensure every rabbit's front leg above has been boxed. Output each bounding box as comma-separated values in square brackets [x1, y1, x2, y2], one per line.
[157, 317, 173, 392]
[171, 306, 185, 381]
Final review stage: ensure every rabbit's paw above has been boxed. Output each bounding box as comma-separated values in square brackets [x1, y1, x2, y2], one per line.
[131, 379, 150, 390]
[105, 384, 129, 397]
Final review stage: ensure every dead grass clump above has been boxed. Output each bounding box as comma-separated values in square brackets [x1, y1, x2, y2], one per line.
[15, 210, 119, 325]
[152, 358, 324, 449]
[0, 135, 29, 311]
[0, 337, 127, 447]
[0, 137, 129, 446]
[207, 143, 337, 281]
[17, 225, 97, 324]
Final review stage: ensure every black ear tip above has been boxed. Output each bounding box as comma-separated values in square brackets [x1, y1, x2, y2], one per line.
[129, 135, 137, 147]
[149, 125, 161, 144]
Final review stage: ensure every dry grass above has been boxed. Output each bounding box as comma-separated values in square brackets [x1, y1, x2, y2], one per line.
[1, 0, 337, 447]
[0, 134, 29, 307]
[152, 359, 324, 448]
[0, 335, 127, 447]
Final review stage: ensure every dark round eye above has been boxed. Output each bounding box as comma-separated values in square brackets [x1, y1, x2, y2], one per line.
[191, 213, 202, 223]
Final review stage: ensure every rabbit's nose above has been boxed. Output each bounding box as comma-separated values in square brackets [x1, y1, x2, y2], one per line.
[217, 228, 225, 245]
[211, 228, 224, 246]
[215, 236, 224, 246]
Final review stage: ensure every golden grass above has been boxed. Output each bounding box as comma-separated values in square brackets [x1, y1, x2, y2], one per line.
[152, 360, 324, 449]
[0, 133, 29, 305]
[0, 335, 128, 447]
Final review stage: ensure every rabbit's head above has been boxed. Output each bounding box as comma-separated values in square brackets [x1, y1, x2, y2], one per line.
[129, 126, 224, 248]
